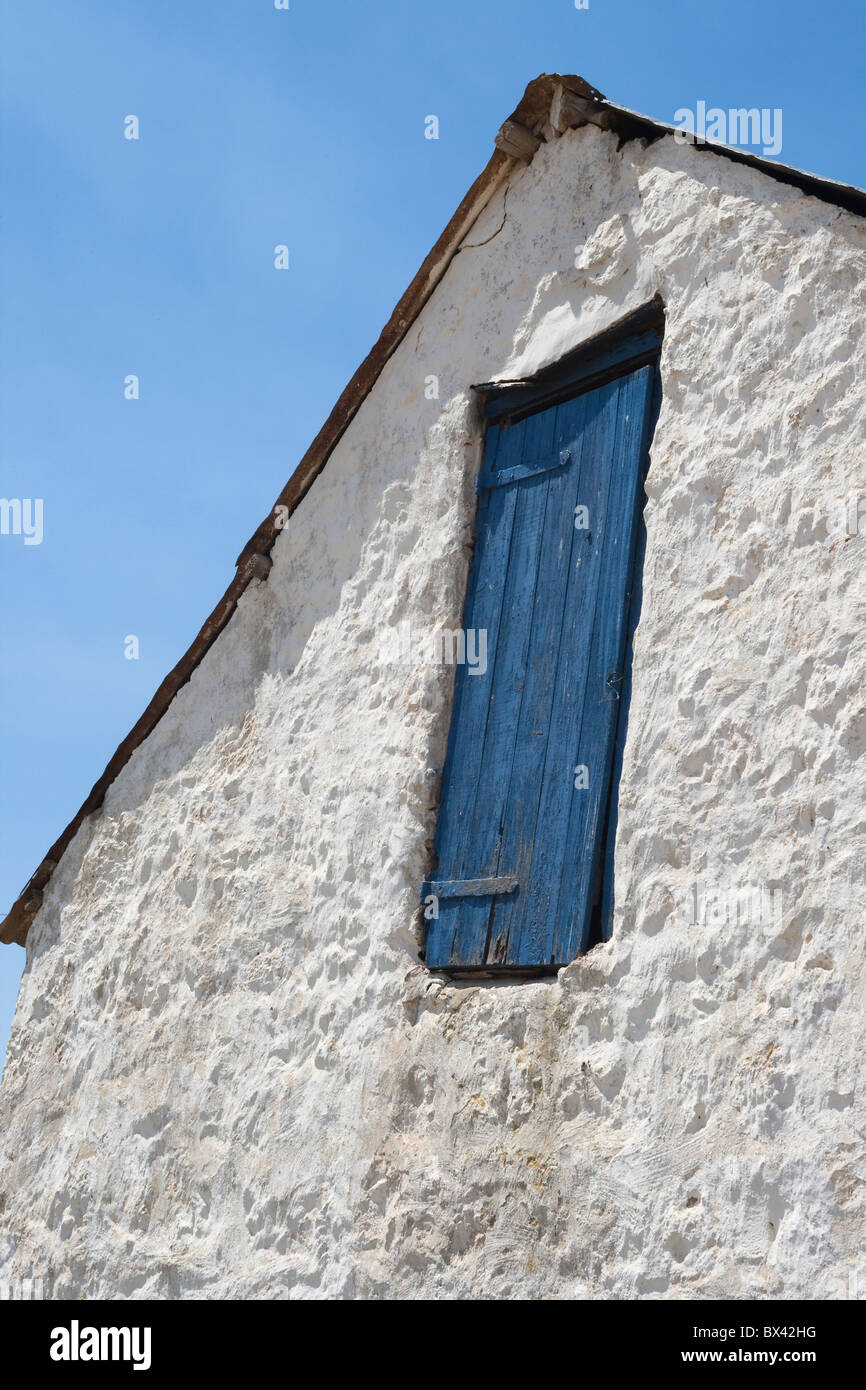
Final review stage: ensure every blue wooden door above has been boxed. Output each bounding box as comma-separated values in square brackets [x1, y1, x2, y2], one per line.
[424, 363, 655, 969]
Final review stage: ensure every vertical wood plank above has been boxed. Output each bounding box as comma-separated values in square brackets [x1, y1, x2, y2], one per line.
[550, 365, 656, 964]
[449, 406, 556, 966]
[597, 411, 652, 943]
[510, 377, 625, 965]
[484, 391, 590, 964]
[424, 422, 522, 967]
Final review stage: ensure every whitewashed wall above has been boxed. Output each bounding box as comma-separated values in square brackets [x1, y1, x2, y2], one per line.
[2, 122, 865, 1299]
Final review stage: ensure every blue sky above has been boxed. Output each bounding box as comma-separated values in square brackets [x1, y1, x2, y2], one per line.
[1, 0, 864, 1064]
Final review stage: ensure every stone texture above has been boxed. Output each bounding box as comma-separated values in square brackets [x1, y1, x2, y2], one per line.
[1, 122, 865, 1299]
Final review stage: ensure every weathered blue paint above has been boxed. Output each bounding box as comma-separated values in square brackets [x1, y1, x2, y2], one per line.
[597, 367, 662, 942]
[424, 354, 658, 970]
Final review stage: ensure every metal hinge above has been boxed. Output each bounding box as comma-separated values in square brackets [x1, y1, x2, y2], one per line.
[603, 671, 624, 702]
[477, 447, 572, 492]
[421, 875, 519, 900]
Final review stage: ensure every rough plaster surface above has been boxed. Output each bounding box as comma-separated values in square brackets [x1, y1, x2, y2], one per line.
[1, 123, 865, 1300]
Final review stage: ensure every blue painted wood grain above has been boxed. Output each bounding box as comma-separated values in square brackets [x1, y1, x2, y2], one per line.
[550, 366, 655, 964]
[424, 422, 521, 967]
[450, 406, 556, 966]
[597, 372, 659, 942]
[510, 378, 624, 965]
[485, 391, 590, 964]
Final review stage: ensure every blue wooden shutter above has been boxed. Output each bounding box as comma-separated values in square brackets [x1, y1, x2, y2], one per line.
[423, 360, 656, 970]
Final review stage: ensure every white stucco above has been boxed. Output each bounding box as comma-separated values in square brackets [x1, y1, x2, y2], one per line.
[2, 119, 865, 1299]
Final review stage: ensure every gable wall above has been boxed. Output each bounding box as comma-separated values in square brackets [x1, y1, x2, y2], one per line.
[2, 122, 865, 1298]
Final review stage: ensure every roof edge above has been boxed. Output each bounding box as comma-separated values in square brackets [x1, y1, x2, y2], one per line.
[600, 98, 866, 218]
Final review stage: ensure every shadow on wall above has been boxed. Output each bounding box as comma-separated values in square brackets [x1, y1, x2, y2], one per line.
[0, 952, 25, 1073]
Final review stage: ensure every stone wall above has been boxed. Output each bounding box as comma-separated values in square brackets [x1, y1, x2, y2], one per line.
[1, 120, 865, 1298]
